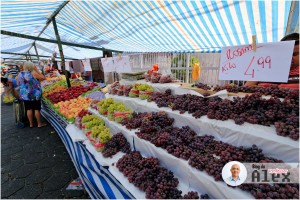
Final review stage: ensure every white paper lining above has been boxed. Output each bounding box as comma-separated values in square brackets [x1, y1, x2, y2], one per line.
[106, 94, 299, 163]
[66, 124, 88, 142]
[87, 109, 253, 199]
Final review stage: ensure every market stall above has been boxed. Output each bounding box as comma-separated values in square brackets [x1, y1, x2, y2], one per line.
[1, 0, 299, 199]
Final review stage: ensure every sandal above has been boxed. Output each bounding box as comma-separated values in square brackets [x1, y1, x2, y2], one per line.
[38, 123, 47, 128]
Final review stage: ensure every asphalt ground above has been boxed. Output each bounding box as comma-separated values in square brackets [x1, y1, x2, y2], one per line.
[1, 87, 89, 199]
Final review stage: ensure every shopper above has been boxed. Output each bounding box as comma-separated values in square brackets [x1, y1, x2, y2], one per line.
[32, 66, 46, 82]
[1, 77, 19, 98]
[7, 65, 19, 79]
[18, 61, 46, 128]
[245, 33, 299, 87]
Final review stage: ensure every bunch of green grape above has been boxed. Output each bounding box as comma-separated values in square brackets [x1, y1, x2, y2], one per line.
[97, 98, 115, 114]
[138, 84, 153, 92]
[43, 80, 67, 93]
[91, 125, 105, 138]
[82, 115, 98, 123]
[132, 83, 141, 90]
[138, 84, 154, 100]
[97, 127, 112, 143]
[85, 118, 105, 129]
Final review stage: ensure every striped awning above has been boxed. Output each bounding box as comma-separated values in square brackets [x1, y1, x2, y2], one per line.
[1, 0, 298, 54]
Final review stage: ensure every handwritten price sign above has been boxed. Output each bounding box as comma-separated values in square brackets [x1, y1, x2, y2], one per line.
[101, 57, 115, 73]
[218, 41, 295, 82]
[113, 56, 132, 73]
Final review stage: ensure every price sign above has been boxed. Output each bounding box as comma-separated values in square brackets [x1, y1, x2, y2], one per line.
[72, 60, 83, 73]
[101, 57, 115, 72]
[82, 59, 92, 71]
[218, 41, 295, 82]
[65, 61, 70, 71]
[57, 62, 61, 70]
[114, 56, 132, 73]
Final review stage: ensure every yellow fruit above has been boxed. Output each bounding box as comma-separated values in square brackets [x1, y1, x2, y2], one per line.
[192, 63, 201, 81]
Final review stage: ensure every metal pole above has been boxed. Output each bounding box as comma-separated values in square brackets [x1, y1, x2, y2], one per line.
[33, 42, 40, 61]
[1, 51, 76, 60]
[185, 53, 190, 83]
[52, 17, 71, 88]
[26, 1, 70, 54]
[28, 51, 32, 62]
[1, 30, 121, 53]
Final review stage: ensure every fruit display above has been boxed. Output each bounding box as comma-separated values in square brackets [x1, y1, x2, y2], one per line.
[46, 85, 90, 104]
[41, 78, 299, 199]
[102, 132, 131, 158]
[150, 72, 161, 83]
[118, 110, 299, 199]
[84, 117, 105, 131]
[75, 109, 92, 129]
[97, 98, 115, 115]
[44, 85, 67, 97]
[116, 151, 205, 199]
[53, 96, 93, 121]
[138, 84, 153, 100]
[107, 101, 132, 122]
[124, 85, 133, 96]
[129, 83, 140, 98]
[159, 74, 173, 83]
[91, 125, 112, 151]
[41, 76, 65, 88]
[108, 81, 120, 95]
[117, 85, 124, 96]
[150, 89, 299, 140]
[192, 82, 212, 90]
[213, 84, 299, 99]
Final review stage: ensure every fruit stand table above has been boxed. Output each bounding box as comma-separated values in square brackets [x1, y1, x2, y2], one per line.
[41, 100, 134, 199]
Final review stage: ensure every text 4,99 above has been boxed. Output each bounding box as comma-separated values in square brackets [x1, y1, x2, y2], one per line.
[244, 56, 271, 78]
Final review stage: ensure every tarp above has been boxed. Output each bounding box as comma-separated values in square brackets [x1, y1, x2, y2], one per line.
[1, 0, 298, 56]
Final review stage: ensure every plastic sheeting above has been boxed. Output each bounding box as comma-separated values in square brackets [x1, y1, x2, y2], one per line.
[1, 0, 296, 53]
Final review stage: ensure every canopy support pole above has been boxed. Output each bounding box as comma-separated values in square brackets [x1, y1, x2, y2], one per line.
[1, 51, 76, 60]
[52, 17, 71, 88]
[26, 1, 70, 56]
[1, 30, 121, 52]
[28, 51, 32, 62]
[33, 42, 40, 61]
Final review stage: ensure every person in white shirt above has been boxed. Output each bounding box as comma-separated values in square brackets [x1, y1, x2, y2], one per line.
[226, 164, 243, 186]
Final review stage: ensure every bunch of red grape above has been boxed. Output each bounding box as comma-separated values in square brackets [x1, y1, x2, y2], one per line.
[192, 83, 212, 90]
[150, 90, 299, 140]
[116, 151, 206, 199]
[239, 183, 299, 199]
[77, 109, 91, 118]
[102, 133, 131, 158]
[118, 109, 298, 198]
[213, 85, 299, 100]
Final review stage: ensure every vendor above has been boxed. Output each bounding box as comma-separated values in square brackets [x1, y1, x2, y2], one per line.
[69, 61, 78, 79]
[82, 61, 93, 82]
[245, 33, 299, 88]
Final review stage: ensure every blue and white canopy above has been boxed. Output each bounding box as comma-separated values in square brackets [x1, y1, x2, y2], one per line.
[1, 0, 299, 61]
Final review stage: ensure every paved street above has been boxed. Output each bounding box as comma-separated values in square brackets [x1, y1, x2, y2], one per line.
[1, 88, 89, 199]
